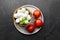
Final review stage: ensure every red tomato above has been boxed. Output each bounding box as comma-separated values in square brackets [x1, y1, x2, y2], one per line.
[33, 10, 41, 18]
[34, 19, 43, 28]
[27, 24, 35, 33]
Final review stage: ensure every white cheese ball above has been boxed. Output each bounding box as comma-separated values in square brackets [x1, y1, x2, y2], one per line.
[23, 13, 27, 17]
[21, 13, 24, 16]
[25, 11, 29, 14]
[22, 8, 26, 11]
[17, 13, 21, 17]
[17, 10, 22, 13]
[14, 13, 18, 18]
[23, 11, 29, 17]
[27, 15, 31, 20]
[16, 18, 20, 23]
[17, 13, 24, 18]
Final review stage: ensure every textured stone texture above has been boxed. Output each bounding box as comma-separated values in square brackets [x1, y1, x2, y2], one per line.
[0, 0, 60, 40]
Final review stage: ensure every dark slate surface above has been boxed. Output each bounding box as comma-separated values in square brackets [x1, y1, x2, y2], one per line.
[0, 0, 60, 40]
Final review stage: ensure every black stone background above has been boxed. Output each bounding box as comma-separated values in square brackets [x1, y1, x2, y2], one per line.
[0, 0, 60, 40]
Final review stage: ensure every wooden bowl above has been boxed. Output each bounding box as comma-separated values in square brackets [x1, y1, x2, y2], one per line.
[13, 7, 32, 27]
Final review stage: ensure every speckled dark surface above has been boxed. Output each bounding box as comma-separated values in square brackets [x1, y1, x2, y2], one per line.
[0, 0, 60, 40]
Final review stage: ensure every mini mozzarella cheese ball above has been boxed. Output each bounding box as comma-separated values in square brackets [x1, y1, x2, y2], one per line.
[25, 10, 29, 14]
[20, 13, 24, 17]
[25, 20, 29, 24]
[23, 13, 27, 17]
[16, 13, 21, 18]
[22, 8, 26, 13]
[16, 18, 20, 23]
[17, 10, 22, 13]
[14, 13, 18, 18]
[27, 15, 31, 20]
[24, 11, 29, 17]
[22, 8, 26, 11]
[17, 12, 24, 18]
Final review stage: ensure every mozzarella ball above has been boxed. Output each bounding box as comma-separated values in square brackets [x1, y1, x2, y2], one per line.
[16, 13, 21, 18]
[21, 13, 24, 16]
[23, 13, 27, 17]
[17, 10, 22, 13]
[17, 13, 24, 18]
[22, 8, 26, 11]
[25, 11, 29, 14]
[16, 18, 20, 23]
[14, 14, 18, 18]
[27, 15, 31, 20]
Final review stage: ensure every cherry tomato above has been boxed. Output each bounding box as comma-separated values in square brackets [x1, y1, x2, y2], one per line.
[27, 24, 35, 33]
[34, 19, 43, 28]
[33, 10, 41, 19]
